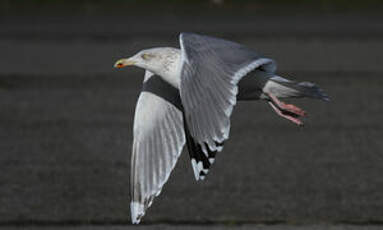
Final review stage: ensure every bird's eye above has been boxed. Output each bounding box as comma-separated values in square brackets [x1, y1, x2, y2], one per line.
[141, 53, 154, 60]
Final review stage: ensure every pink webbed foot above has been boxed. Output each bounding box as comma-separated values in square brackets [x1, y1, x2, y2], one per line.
[266, 93, 307, 126]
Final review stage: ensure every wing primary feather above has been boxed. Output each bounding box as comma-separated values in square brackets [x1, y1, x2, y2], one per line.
[183, 112, 222, 181]
[130, 73, 186, 224]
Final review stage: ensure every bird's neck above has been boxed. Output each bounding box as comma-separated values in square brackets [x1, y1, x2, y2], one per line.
[155, 48, 182, 89]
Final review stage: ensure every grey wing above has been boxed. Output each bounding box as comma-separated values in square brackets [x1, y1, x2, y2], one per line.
[130, 91, 185, 224]
[179, 32, 276, 153]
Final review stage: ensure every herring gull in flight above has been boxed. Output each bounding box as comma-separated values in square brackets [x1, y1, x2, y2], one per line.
[113, 33, 329, 224]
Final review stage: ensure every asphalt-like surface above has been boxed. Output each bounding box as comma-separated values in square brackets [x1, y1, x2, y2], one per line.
[0, 10, 382, 229]
[2, 225, 383, 230]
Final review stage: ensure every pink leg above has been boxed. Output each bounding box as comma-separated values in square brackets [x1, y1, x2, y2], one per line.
[268, 102, 304, 126]
[267, 93, 307, 117]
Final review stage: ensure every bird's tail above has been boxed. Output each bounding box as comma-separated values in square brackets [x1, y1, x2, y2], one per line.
[266, 75, 330, 101]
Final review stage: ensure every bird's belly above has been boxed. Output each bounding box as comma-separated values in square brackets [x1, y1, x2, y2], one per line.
[237, 70, 265, 101]
[142, 75, 183, 111]
[159, 74, 180, 89]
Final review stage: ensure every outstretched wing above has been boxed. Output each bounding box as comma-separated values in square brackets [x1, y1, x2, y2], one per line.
[130, 71, 185, 224]
[179, 33, 276, 153]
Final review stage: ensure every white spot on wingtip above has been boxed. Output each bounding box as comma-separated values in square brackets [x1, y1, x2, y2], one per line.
[191, 159, 200, 181]
[131, 202, 145, 224]
[197, 161, 203, 171]
[209, 158, 215, 164]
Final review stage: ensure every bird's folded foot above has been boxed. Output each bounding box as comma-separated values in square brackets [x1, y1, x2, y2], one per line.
[266, 93, 306, 126]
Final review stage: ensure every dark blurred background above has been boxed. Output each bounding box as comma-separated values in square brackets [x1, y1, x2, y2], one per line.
[0, 0, 383, 229]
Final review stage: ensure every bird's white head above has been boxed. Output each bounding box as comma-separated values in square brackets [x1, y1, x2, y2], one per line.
[114, 47, 180, 77]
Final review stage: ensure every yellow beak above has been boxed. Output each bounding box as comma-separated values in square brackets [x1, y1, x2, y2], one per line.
[114, 58, 136, 68]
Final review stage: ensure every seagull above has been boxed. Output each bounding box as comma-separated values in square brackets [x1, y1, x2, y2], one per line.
[114, 33, 329, 224]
